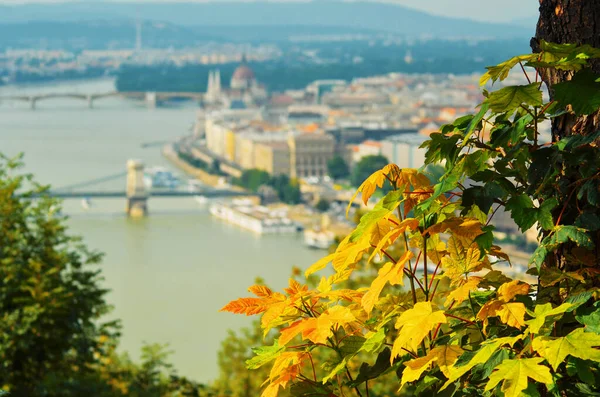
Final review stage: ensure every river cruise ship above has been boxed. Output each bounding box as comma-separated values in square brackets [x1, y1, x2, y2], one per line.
[209, 200, 301, 234]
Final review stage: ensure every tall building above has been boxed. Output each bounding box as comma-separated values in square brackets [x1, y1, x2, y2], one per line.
[205, 56, 267, 108]
[288, 132, 335, 179]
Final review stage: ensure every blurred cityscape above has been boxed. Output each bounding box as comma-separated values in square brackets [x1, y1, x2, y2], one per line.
[0, 0, 541, 387]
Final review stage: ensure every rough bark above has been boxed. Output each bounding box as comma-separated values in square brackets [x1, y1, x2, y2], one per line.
[531, 0, 600, 140]
[532, 0, 600, 278]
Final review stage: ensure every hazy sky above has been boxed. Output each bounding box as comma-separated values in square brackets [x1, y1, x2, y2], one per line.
[0, 0, 540, 23]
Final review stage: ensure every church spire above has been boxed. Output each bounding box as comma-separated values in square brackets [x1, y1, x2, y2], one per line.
[207, 70, 214, 98]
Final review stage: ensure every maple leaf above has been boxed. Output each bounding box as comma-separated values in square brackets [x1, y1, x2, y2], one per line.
[332, 240, 371, 274]
[392, 302, 447, 359]
[403, 188, 433, 217]
[533, 328, 600, 371]
[525, 302, 574, 334]
[368, 218, 419, 263]
[441, 236, 485, 285]
[284, 278, 308, 297]
[278, 306, 356, 346]
[249, 285, 275, 298]
[484, 358, 553, 397]
[304, 253, 335, 277]
[497, 280, 530, 302]
[361, 251, 414, 314]
[246, 340, 285, 369]
[369, 217, 400, 246]
[261, 301, 292, 334]
[478, 300, 527, 331]
[444, 276, 481, 306]
[496, 303, 527, 329]
[441, 335, 523, 391]
[220, 293, 286, 316]
[346, 163, 401, 215]
[401, 345, 463, 386]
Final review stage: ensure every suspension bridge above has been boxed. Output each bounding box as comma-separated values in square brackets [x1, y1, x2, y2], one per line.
[37, 160, 254, 217]
[0, 91, 204, 110]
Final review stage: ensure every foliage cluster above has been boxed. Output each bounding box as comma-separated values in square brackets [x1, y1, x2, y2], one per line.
[222, 42, 600, 397]
[327, 156, 350, 181]
[233, 169, 302, 204]
[0, 155, 212, 396]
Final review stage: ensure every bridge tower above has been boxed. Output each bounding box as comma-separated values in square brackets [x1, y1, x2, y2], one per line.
[29, 96, 37, 110]
[87, 95, 94, 109]
[126, 159, 148, 217]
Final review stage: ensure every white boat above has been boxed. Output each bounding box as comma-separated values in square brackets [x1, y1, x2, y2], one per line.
[81, 198, 92, 210]
[304, 228, 335, 249]
[210, 203, 300, 234]
[195, 195, 209, 205]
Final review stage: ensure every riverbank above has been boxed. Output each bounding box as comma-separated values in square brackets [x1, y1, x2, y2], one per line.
[162, 142, 248, 193]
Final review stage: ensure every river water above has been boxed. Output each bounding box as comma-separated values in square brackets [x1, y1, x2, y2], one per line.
[0, 79, 323, 382]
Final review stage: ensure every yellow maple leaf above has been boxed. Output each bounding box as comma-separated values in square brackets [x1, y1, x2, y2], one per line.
[368, 216, 401, 246]
[497, 280, 530, 302]
[395, 168, 431, 192]
[441, 236, 485, 285]
[278, 306, 356, 346]
[305, 253, 336, 277]
[392, 302, 447, 359]
[403, 188, 434, 217]
[332, 240, 371, 274]
[401, 345, 463, 385]
[484, 358, 553, 397]
[361, 251, 414, 314]
[346, 164, 401, 215]
[368, 218, 419, 263]
[444, 276, 481, 306]
[496, 302, 527, 329]
[478, 300, 527, 332]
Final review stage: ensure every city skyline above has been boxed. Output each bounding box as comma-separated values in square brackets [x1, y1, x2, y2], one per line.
[0, 0, 539, 23]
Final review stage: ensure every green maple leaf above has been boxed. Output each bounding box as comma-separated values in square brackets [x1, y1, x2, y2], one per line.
[533, 328, 600, 371]
[553, 69, 600, 115]
[576, 302, 600, 334]
[484, 358, 553, 397]
[245, 339, 284, 369]
[505, 194, 537, 232]
[486, 83, 543, 114]
[525, 302, 573, 334]
[480, 55, 537, 86]
[544, 225, 594, 250]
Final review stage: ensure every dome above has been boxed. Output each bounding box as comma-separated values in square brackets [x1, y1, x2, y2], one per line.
[232, 64, 255, 81]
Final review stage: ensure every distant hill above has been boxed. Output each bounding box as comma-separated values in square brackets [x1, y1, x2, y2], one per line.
[0, 1, 533, 39]
[0, 21, 225, 50]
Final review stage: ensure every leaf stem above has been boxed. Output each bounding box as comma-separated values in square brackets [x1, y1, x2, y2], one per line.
[518, 61, 532, 84]
[308, 352, 317, 381]
[423, 236, 429, 300]
[445, 313, 477, 326]
[468, 292, 486, 341]
[345, 368, 363, 397]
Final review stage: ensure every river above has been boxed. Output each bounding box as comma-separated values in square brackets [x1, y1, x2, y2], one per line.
[0, 79, 323, 382]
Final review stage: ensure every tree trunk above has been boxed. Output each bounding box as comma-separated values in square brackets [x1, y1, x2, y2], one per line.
[531, 0, 600, 140]
[532, 1, 600, 279]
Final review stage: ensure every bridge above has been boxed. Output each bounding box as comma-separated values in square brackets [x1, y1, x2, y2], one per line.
[42, 190, 251, 199]
[35, 160, 254, 218]
[0, 91, 204, 110]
